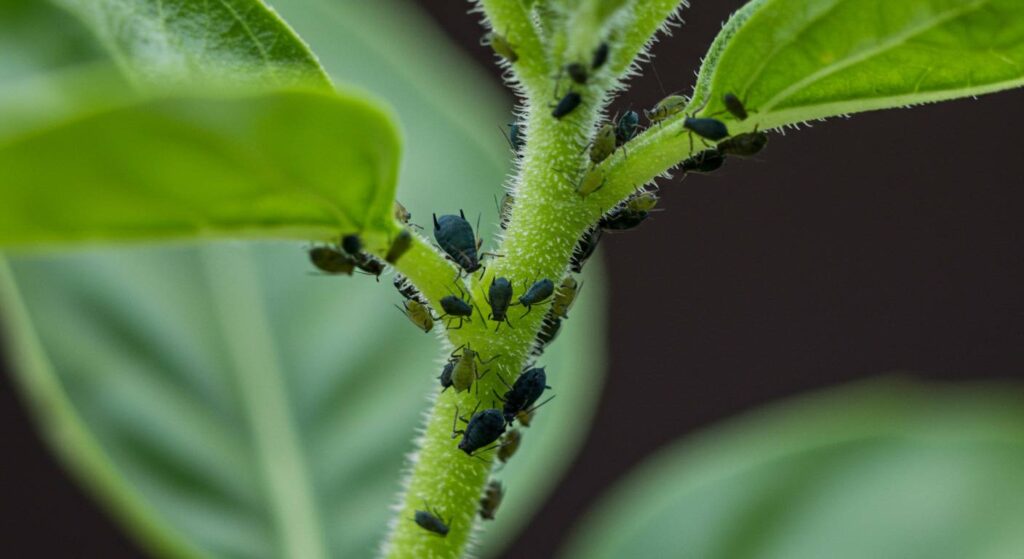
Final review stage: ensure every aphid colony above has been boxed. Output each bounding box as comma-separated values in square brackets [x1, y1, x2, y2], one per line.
[310, 36, 768, 532]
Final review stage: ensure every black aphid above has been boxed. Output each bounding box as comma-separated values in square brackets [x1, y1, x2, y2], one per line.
[486, 277, 514, 330]
[683, 116, 730, 142]
[681, 149, 726, 173]
[498, 367, 550, 424]
[566, 62, 588, 85]
[341, 234, 362, 255]
[552, 91, 582, 119]
[413, 508, 450, 536]
[718, 131, 768, 157]
[438, 360, 455, 392]
[615, 110, 640, 146]
[591, 42, 609, 69]
[386, 229, 413, 264]
[309, 246, 355, 275]
[723, 93, 748, 120]
[518, 279, 554, 316]
[433, 210, 480, 273]
[453, 407, 507, 455]
[439, 295, 474, 329]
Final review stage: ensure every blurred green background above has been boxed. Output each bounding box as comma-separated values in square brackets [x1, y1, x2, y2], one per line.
[2, 0, 1024, 558]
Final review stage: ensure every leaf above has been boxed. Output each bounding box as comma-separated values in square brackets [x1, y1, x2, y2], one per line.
[0, 89, 401, 247]
[694, 0, 1024, 128]
[49, 0, 331, 88]
[562, 379, 1024, 559]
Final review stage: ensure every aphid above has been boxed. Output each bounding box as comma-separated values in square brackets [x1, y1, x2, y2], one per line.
[486, 32, 518, 63]
[504, 123, 525, 154]
[570, 227, 602, 273]
[627, 190, 660, 212]
[576, 168, 605, 198]
[718, 131, 768, 157]
[681, 149, 726, 173]
[532, 316, 563, 355]
[683, 116, 730, 142]
[354, 255, 385, 280]
[414, 508, 450, 537]
[497, 429, 522, 463]
[341, 234, 362, 256]
[439, 294, 474, 329]
[615, 110, 640, 146]
[496, 192, 514, 229]
[550, 276, 579, 318]
[566, 62, 588, 85]
[386, 229, 413, 264]
[479, 480, 505, 521]
[515, 408, 535, 427]
[486, 277, 514, 330]
[591, 42, 610, 70]
[394, 201, 412, 224]
[438, 360, 455, 392]
[552, 91, 582, 119]
[723, 93, 748, 120]
[453, 406, 507, 455]
[393, 274, 419, 300]
[308, 246, 355, 275]
[433, 210, 481, 273]
[590, 123, 617, 165]
[644, 95, 687, 124]
[599, 191, 659, 231]
[449, 345, 497, 393]
[499, 367, 550, 423]
[518, 279, 554, 316]
[397, 299, 435, 333]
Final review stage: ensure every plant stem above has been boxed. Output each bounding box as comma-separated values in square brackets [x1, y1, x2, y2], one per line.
[382, 3, 693, 557]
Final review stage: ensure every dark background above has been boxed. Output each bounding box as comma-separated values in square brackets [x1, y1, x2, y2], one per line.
[2, 1, 1023, 557]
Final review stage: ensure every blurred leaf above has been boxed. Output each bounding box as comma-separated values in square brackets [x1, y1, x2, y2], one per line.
[694, 0, 1024, 128]
[49, 0, 330, 88]
[562, 379, 1024, 559]
[0, 89, 401, 247]
[266, 0, 513, 234]
[0, 1, 606, 558]
[0, 242, 605, 558]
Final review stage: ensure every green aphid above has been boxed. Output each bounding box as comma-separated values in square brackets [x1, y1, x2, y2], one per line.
[644, 94, 688, 124]
[486, 32, 518, 63]
[397, 299, 435, 333]
[590, 123, 617, 165]
[551, 276, 579, 319]
[576, 168, 606, 198]
[449, 345, 498, 393]
[626, 190, 659, 213]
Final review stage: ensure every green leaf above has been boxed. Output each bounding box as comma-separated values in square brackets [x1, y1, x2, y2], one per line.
[49, 0, 331, 88]
[562, 379, 1024, 559]
[694, 0, 1024, 128]
[0, 89, 401, 247]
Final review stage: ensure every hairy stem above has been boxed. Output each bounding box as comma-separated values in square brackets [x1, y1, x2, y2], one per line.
[382, 3, 689, 557]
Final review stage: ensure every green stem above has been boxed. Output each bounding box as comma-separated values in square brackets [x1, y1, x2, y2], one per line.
[381, 3, 694, 558]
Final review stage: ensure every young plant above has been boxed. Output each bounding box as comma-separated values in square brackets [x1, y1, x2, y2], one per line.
[0, 1, 1022, 558]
